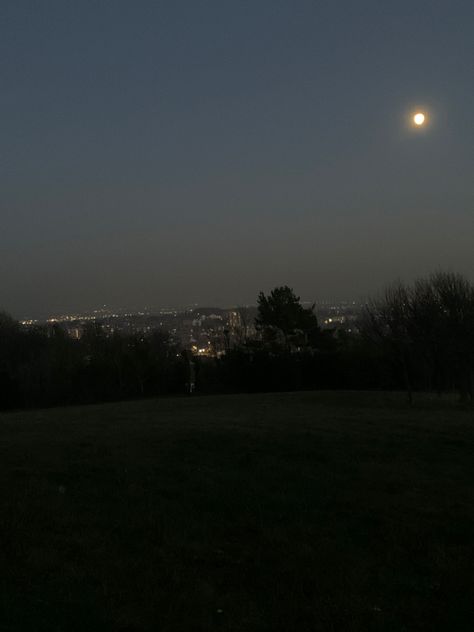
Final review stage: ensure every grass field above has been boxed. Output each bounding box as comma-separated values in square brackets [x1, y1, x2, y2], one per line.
[1, 391, 473, 631]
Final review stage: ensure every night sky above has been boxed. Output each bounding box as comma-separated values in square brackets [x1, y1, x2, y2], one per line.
[2, 1, 473, 318]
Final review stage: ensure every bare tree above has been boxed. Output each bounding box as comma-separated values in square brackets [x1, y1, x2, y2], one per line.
[429, 272, 474, 402]
[364, 282, 414, 403]
[365, 272, 474, 403]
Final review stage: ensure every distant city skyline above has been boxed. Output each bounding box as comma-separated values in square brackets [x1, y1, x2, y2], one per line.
[2, 1, 473, 318]
[18, 299, 360, 358]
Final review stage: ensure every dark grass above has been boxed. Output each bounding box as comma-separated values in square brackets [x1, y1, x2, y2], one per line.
[1, 391, 473, 631]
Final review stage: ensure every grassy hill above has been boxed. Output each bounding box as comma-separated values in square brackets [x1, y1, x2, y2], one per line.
[1, 391, 473, 631]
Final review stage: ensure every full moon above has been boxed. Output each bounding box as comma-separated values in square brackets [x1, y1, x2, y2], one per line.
[414, 112, 425, 126]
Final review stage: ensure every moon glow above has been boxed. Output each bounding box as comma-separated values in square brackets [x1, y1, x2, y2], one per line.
[414, 112, 425, 126]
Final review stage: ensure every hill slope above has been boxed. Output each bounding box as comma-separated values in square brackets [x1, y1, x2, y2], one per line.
[1, 392, 473, 631]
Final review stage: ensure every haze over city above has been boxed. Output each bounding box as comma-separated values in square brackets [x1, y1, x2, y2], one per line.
[2, 1, 473, 319]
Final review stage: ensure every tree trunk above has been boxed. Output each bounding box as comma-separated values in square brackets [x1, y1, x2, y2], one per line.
[402, 353, 413, 406]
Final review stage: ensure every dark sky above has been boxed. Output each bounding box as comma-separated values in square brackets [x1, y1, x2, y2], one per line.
[2, 1, 473, 318]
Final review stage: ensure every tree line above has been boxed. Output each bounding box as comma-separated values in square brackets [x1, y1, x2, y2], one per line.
[364, 272, 474, 403]
[0, 271, 473, 410]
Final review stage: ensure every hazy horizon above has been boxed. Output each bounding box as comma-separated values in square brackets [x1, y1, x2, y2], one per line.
[13, 293, 363, 322]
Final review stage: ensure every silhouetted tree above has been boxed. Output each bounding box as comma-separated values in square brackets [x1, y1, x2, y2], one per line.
[256, 286, 320, 350]
[364, 282, 415, 403]
[0, 311, 21, 407]
[426, 272, 474, 402]
[365, 272, 474, 403]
